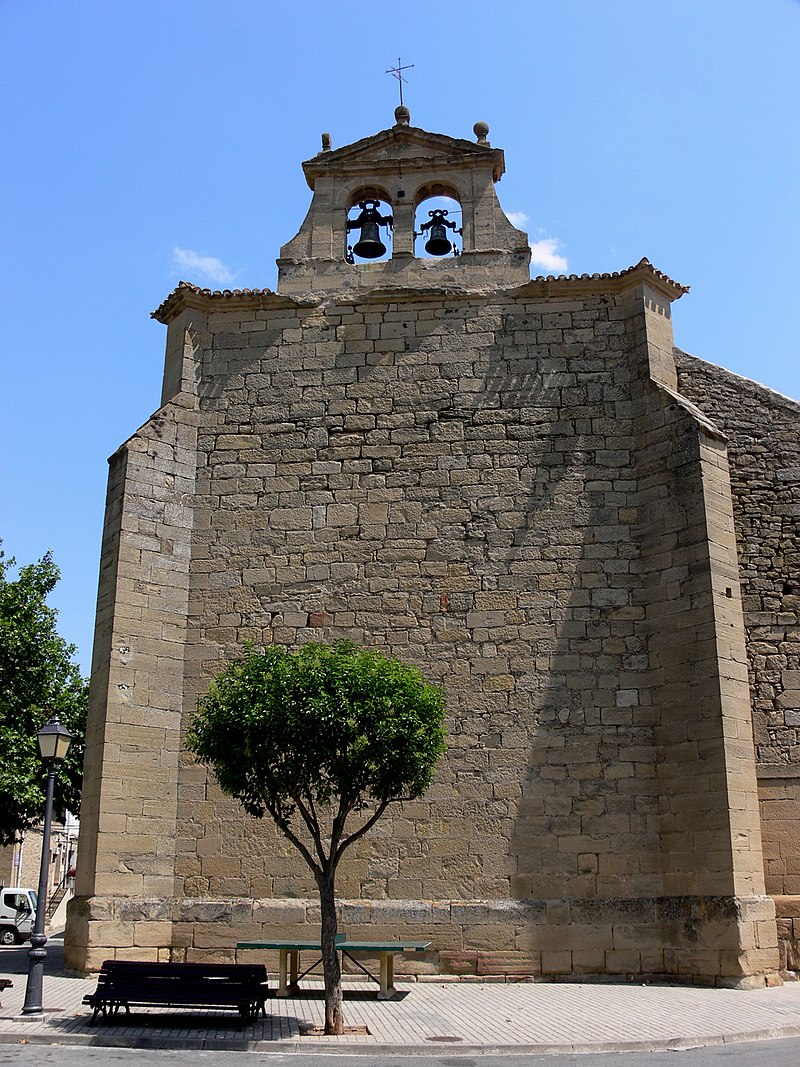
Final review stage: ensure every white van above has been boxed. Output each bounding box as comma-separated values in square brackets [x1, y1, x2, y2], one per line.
[0, 887, 37, 945]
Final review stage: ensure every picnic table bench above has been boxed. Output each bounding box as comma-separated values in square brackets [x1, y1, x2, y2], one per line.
[237, 935, 431, 999]
[83, 960, 269, 1024]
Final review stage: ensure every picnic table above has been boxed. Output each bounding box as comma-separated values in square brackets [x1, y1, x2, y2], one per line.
[237, 935, 431, 999]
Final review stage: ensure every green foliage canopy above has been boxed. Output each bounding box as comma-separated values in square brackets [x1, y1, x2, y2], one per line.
[0, 546, 88, 846]
[188, 641, 447, 872]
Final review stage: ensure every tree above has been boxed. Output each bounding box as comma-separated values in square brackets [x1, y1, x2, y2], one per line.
[187, 640, 446, 1035]
[0, 545, 88, 847]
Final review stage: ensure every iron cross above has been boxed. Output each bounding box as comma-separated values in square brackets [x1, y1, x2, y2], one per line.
[386, 57, 414, 107]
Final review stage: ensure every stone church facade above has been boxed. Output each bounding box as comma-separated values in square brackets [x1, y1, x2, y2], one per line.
[65, 110, 800, 985]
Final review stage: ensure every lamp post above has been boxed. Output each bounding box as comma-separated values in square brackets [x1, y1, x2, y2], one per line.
[20, 713, 73, 1019]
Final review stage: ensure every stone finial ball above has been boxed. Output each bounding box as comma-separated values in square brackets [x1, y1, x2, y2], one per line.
[395, 105, 410, 126]
[474, 121, 490, 142]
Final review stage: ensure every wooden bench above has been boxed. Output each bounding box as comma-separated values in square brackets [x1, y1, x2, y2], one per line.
[237, 935, 431, 999]
[83, 960, 269, 1024]
[0, 978, 12, 1006]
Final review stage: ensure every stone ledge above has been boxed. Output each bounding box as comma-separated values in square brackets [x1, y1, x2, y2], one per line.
[757, 764, 800, 779]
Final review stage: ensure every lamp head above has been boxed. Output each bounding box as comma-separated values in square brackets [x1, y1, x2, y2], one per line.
[37, 714, 73, 762]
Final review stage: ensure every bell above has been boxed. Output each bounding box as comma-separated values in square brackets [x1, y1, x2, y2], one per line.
[348, 199, 392, 260]
[420, 208, 458, 257]
[424, 221, 452, 257]
[352, 217, 386, 259]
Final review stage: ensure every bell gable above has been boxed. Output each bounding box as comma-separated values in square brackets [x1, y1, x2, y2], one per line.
[277, 108, 529, 295]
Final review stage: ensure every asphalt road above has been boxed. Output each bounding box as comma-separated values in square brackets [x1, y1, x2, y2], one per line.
[2, 1039, 800, 1066]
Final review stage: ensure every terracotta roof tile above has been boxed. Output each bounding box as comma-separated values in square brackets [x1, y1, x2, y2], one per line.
[528, 258, 689, 295]
[151, 281, 314, 322]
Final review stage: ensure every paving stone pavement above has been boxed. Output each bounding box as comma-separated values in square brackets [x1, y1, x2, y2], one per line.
[2, 937, 800, 1054]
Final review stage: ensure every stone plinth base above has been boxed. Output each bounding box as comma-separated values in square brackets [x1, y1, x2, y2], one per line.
[773, 895, 800, 975]
[65, 894, 779, 986]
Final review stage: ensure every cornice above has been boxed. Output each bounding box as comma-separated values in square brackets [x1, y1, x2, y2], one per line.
[331, 258, 688, 306]
[151, 259, 688, 324]
[302, 124, 504, 187]
[514, 258, 689, 302]
[151, 281, 317, 324]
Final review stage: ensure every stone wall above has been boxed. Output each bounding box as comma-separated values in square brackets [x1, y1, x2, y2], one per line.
[675, 350, 800, 971]
[64, 275, 779, 984]
[180, 287, 668, 917]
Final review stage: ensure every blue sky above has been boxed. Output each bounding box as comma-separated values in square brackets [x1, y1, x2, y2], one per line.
[1, 0, 798, 674]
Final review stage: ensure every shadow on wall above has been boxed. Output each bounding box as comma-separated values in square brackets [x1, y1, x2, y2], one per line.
[176, 299, 664, 918]
[476, 327, 660, 899]
[396, 314, 662, 915]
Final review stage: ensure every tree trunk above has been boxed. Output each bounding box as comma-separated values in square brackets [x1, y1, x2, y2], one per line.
[317, 867, 344, 1035]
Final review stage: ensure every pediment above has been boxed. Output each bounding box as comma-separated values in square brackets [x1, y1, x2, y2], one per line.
[302, 124, 505, 187]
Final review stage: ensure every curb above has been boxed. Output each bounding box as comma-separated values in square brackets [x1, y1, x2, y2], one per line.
[3, 1023, 800, 1055]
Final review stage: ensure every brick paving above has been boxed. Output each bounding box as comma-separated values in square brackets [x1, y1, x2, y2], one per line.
[2, 936, 800, 1053]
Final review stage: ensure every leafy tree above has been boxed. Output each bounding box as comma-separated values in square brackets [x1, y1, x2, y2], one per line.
[188, 640, 446, 1035]
[0, 545, 88, 847]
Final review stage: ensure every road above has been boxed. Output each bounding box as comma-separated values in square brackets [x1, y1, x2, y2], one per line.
[2, 1039, 800, 1066]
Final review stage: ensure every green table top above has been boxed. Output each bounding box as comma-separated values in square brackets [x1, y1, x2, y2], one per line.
[338, 940, 431, 952]
[237, 939, 431, 953]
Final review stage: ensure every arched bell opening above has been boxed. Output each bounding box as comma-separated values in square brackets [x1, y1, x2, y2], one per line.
[346, 188, 394, 263]
[414, 186, 463, 259]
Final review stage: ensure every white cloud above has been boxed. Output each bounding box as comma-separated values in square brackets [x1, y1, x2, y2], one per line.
[173, 247, 234, 286]
[529, 237, 568, 274]
[506, 210, 530, 228]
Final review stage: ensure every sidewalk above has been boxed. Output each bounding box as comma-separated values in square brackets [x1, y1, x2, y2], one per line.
[2, 936, 800, 1055]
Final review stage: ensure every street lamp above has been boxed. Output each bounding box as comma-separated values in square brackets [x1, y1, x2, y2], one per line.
[20, 713, 73, 1019]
